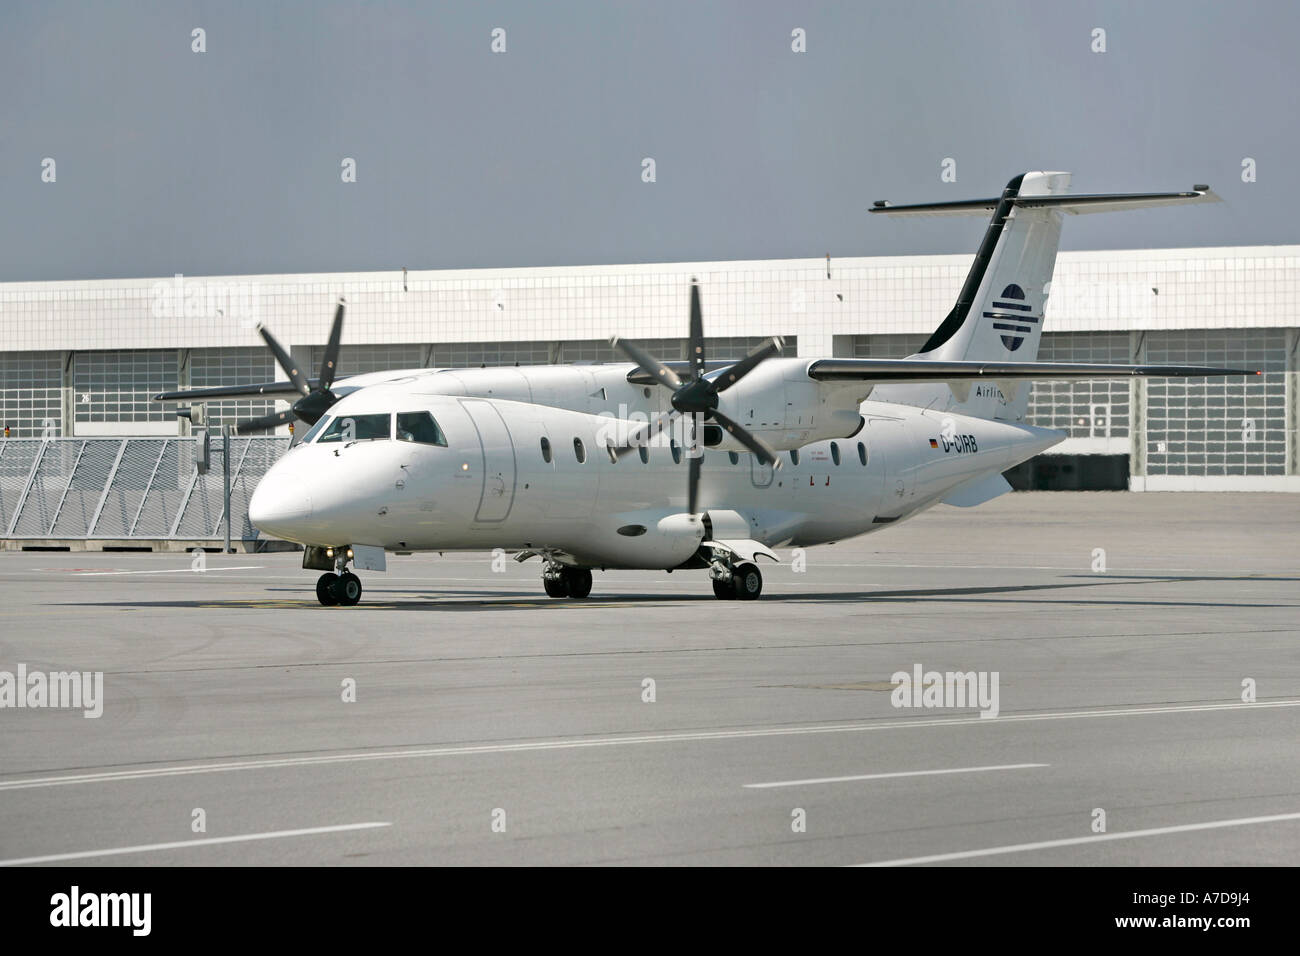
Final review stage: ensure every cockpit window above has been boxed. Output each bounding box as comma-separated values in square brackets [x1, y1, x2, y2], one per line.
[300, 416, 332, 444]
[315, 413, 391, 443]
[396, 411, 447, 446]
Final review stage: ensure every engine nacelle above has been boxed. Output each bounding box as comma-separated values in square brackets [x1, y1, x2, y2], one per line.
[709, 360, 865, 452]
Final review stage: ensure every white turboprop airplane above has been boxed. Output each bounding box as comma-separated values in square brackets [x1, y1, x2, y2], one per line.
[157, 172, 1254, 605]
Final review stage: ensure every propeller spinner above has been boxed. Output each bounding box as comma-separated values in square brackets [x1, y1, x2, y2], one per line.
[609, 279, 783, 515]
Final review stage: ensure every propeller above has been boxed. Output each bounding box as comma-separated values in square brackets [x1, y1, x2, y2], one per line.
[233, 298, 347, 433]
[152, 299, 348, 434]
[609, 279, 783, 515]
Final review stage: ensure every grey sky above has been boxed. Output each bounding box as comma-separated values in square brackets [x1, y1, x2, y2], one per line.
[1, 0, 1295, 281]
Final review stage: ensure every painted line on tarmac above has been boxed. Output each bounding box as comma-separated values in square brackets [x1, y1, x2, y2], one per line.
[1, 699, 1296, 793]
[74, 566, 265, 576]
[0, 821, 392, 866]
[855, 811, 1300, 866]
[744, 762, 1048, 789]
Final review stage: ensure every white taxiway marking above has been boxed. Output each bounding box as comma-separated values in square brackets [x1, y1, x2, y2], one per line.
[855, 811, 1300, 867]
[73, 566, 264, 576]
[1, 699, 1296, 793]
[0, 821, 392, 866]
[744, 763, 1048, 789]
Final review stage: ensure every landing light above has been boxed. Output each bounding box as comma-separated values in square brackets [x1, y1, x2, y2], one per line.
[326, 548, 334, 558]
[346, 548, 354, 559]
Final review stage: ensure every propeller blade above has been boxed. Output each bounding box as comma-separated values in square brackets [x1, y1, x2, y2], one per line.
[614, 410, 679, 459]
[610, 337, 683, 390]
[687, 279, 706, 382]
[232, 409, 294, 435]
[318, 298, 346, 390]
[709, 408, 781, 467]
[715, 336, 784, 393]
[687, 449, 702, 515]
[257, 324, 311, 397]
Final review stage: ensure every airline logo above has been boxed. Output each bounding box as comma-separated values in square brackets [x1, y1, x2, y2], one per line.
[983, 283, 1040, 352]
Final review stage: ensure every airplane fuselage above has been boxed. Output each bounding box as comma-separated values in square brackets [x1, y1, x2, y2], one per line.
[251, 375, 1062, 569]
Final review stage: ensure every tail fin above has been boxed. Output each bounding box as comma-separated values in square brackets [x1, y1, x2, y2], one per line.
[867, 172, 1218, 419]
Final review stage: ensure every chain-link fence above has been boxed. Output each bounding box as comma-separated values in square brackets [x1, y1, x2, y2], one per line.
[0, 436, 288, 545]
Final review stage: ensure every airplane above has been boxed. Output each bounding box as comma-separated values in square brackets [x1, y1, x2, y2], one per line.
[155, 172, 1255, 606]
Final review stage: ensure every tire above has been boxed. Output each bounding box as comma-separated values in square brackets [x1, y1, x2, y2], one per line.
[712, 578, 735, 600]
[333, 571, 363, 606]
[316, 572, 339, 606]
[543, 573, 569, 598]
[564, 568, 593, 599]
[732, 563, 763, 601]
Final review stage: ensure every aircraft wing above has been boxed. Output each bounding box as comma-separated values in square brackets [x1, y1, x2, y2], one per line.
[154, 380, 316, 401]
[153, 367, 431, 403]
[804, 359, 1258, 382]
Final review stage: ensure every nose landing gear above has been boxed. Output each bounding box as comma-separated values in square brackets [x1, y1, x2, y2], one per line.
[315, 569, 363, 606]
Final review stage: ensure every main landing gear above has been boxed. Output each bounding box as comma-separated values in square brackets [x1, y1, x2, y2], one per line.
[710, 561, 763, 601]
[542, 563, 593, 599]
[315, 570, 363, 606]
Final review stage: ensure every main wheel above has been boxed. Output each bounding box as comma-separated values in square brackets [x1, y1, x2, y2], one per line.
[316, 572, 339, 606]
[712, 578, 735, 600]
[732, 563, 763, 601]
[564, 568, 593, 599]
[543, 573, 569, 598]
[333, 571, 363, 606]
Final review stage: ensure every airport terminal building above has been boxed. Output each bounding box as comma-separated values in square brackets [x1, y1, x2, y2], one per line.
[0, 244, 1297, 545]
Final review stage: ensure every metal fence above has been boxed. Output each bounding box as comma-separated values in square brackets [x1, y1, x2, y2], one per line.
[0, 436, 288, 543]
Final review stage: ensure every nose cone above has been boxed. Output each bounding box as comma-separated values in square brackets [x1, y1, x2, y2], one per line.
[249, 463, 313, 541]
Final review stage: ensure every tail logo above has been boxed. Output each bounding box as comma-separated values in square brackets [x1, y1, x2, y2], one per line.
[984, 283, 1040, 352]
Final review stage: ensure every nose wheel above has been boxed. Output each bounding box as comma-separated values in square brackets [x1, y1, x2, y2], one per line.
[316, 570, 363, 606]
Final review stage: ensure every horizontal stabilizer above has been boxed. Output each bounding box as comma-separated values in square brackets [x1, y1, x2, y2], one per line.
[870, 187, 1219, 218]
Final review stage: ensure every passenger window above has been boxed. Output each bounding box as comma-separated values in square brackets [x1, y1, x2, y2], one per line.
[858, 442, 868, 466]
[638, 446, 649, 464]
[573, 437, 586, 463]
[316, 413, 391, 443]
[728, 451, 739, 465]
[789, 449, 799, 466]
[831, 442, 841, 466]
[670, 440, 681, 465]
[540, 436, 552, 463]
[396, 411, 447, 446]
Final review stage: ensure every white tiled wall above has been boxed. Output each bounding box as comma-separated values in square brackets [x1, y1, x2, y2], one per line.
[1, 246, 1294, 354]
